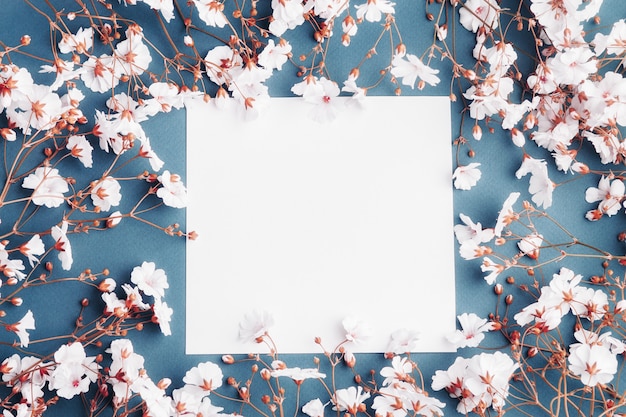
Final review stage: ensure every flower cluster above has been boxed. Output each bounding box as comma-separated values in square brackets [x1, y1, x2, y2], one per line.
[448, 189, 626, 415]
[1, 337, 226, 416]
[441, 0, 626, 217]
[432, 352, 518, 415]
[0, 0, 625, 416]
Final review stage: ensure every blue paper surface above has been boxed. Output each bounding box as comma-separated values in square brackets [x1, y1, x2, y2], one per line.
[1, 0, 626, 416]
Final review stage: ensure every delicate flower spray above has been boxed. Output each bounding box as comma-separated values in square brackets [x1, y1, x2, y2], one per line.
[0, 0, 625, 416]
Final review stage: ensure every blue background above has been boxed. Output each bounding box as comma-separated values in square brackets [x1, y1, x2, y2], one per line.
[1, 0, 626, 416]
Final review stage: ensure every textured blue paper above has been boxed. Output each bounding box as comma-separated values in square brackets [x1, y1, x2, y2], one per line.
[1, 0, 625, 416]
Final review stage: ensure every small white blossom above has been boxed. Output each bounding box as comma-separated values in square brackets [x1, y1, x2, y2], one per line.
[452, 163, 482, 190]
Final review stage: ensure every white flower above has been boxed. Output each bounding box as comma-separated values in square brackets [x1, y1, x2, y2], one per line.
[204, 45, 243, 86]
[114, 31, 152, 76]
[38, 60, 81, 92]
[138, 138, 165, 171]
[593, 19, 626, 63]
[304, 0, 349, 20]
[91, 177, 122, 212]
[291, 74, 322, 98]
[515, 157, 554, 208]
[147, 82, 184, 113]
[586, 176, 625, 217]
[447, 312, 494, 348]
[452, 163, 482, 190]
[1, 355, 51, 404]
[547, 47, 597, 86]
[51, 221, 73, 270]
[107, 211, 123, 228]
[494, 192, 520, 237]
[102, 291, 127, 316]
[22, 166, 68, 208]
[459, 0, 500, 32]
[464, 77, 514, 121]
[0, 245, 25, 280]
[81, 54, 120, 93]
[464, 351, 518, 411]
[239, 310, 274, 343]
[19, 234, 45, 267]
[333, 386, 371, 414]
[572, 287, 609, 322]
[386, 328, 420, 354]
[341, 76, 367, 107]
[258, 39, 292, 71]
[183, 361, 223, 393]
[380, 356, 413, 386]
[137, 378, 175, 417]
[153, 298, 173, 336]
[454, 213, 494, 245]
[156, 171, 188, 208]
[481, 257, 506, 285]
[269, 0, 305, 36]
[106, 339, 145, 402]
[517, 233, 543, 259]
[390, 53, 440, 89]
[433, 352, 517, 413]
[131, 261, 169, 299]
[342, 315, 371, 344]
[7, 310, 35, 348]
[431, 356, 472, 411]
[484, 41, 517, 76]
[193, 0, 228, 27]
[58, 27, 93, 54]
[0, 65, 33, 111]
[302, 398, 327, 417]
[568, 342, 618, 387]
[355, 0, 395, 22]
[49, 342, 99, 400]
[122, 284, 151, 311]
[513, 267, 587, 331]
[142, 0, 175, 22]
[66, 135, 94, 168]
[291, 75, 342, 122]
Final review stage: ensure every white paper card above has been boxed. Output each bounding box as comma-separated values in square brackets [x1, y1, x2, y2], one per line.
[186, 96, 456, 354]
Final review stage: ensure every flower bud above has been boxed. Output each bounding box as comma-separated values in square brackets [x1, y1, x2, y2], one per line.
[472, 124, 482, 140]
[435, 24, 448, 41]
[463, 69, 476, 80]
[0, 128, 15, 141]
[98, 278, 116, 292]
[344, 352, 356, 368]
[158, 378, 171, 390]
